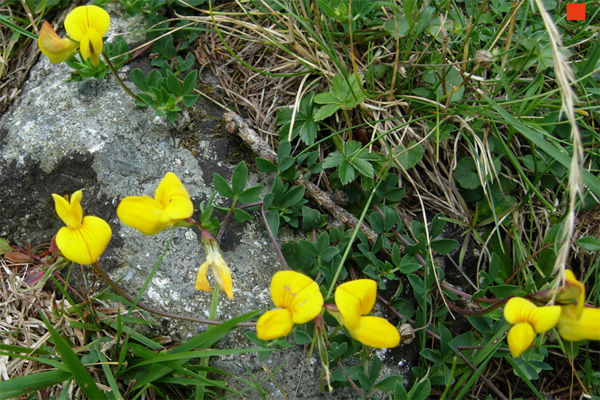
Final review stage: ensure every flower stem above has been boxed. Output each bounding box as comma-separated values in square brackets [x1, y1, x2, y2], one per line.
[134, 227, 175, 305]
[102, 52, 144, 104]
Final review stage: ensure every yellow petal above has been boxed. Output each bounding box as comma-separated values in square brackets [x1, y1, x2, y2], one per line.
[503, 297, 561, 333]
[117, 195, 169, 235]
[507, 322, 534, 357]
[335, 279, 377, 330]
[348, 316, 400, 348]
[270, 270, 323, 324]
[155, 172, 194, 222]
[256, 308, 294, 340]
[195, 261, 211, 291]
[52, 191, 83, 229]
[556, 305, 600, 342]
[79, 33, 101, 66]
[528, 305, 561, 333]
[38, 21, 79, 63]
[208, 252, 233, 299]
[563, 269, 585, 319]
[55, 216, 111, 265]
[64, 5, 110, 41]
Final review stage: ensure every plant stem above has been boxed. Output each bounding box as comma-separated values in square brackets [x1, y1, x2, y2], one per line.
[134, 227, 175, 305]
[102, 52, 144, 104]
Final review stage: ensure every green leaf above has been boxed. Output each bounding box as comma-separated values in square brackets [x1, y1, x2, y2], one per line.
[233, 208, 253, 223]
[39, 313, 105, 400]
[266, 211, 280, 237]
[576, 236, 600, 251]
[487, 285, 527, 298]
[147, 69, 162, 88]
[338, 160, 355, 185]
[455, 157, 481, 190]
[213, 173, 234, 198]
[130, 69, 148, 91]
[281, 186, 306, 209]
[238, 185, 263, 204]
[255, 157, 278, 173]
[408, 377, 431, 399]
[278, 94, 320, 145]
[313, 103, 341, 121]
[182, 94, 199, 108]
[322, 152, 345, 169]
[165, 70, 181, 95]
[302, 206, 325, 232]
[0, 370, 72, 399]
[313, 74, 366, 121]
[352, 157, 374, 178]
[182, 70, 198, 95]
[231, 162, 248, 194]
[132, 311, 260, 391]
[294, 330, 312, 345]
[430, 238, 459, 254]
[373, 375, 404, 391]
[395, 142, 424, 170]
[0, 238, 12, 254]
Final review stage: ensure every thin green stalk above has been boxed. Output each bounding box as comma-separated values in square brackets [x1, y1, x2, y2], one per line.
[197, 285, 220, 399]
[326, 182, 380, 298]
[133, 228, 176, 305]
[102, 52, 144, 104]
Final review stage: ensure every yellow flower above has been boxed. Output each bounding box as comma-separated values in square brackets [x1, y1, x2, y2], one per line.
[557, 269, 586, 319]
[52, 190, 112, 265]
[117, 172, 194, 235]
[256, 271, 324, 340]
[38, 5, 110, 67]
[38, 21, 79, 64]
[503, 297, 561, 357]
[195, 230, 233, 299]
[335, 279, 400, 348]
[556, 305, 600, 342]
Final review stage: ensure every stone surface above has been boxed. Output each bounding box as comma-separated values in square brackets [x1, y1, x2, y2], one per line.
[0, 10, 412, 399]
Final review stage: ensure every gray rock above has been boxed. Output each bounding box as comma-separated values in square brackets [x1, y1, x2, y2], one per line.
[0, 10, 411, 399]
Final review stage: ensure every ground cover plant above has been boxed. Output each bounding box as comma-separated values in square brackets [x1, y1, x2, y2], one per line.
[0, 0, 599, 399]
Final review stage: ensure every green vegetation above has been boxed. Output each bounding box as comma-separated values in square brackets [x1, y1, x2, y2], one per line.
[1, 0, 599, 399]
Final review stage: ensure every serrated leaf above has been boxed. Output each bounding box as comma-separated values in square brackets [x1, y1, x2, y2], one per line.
[314, 103, 341, 121]
[322, 152, 344, 169]
[338, 160, 355, 185]
[351, 157, 374, 178]
[213, 173, 234, 198]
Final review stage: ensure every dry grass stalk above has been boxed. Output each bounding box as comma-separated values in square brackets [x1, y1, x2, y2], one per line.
[531, 0, 583, 290]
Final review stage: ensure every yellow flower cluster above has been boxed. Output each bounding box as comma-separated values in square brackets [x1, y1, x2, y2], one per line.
[38, 5, 110, 66]
[256, 271, 400, 349]
[53, 172, 233, 301]
[504, 270, 600, 357]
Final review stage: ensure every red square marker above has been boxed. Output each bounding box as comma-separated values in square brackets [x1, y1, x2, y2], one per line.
[567, 3, 586, 20]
